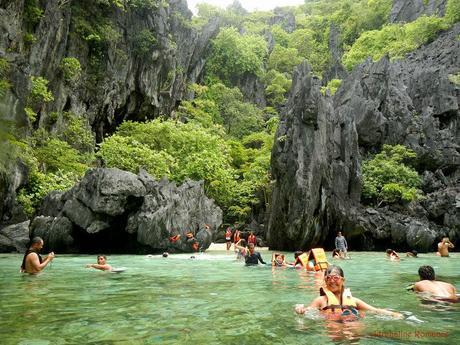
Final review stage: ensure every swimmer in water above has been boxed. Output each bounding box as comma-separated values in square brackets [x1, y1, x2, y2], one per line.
[295, 265, 402, 319]
[386, 249, 400, 261]
[86, 255, 112, 271]
[413, 265, 458, 302]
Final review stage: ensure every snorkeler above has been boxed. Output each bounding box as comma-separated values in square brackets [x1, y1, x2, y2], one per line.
[86, 255, 112, 271]
[413, 265, 457, 301]
[295, 265, 403, 319]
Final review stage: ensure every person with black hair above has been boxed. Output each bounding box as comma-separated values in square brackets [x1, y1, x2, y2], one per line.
[406, 250, 418, 257]
[413, 265, 457, 301]
[20, 237, 55, 274]
[295, 265, 402, 319]
[244, 243, 266, 265]
[86, 255, 113, 271]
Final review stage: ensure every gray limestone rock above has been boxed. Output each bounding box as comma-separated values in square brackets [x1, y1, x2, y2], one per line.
[0, 220, 30, 252]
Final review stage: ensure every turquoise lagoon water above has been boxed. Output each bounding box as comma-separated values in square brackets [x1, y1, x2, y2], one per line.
[0, 251, 459, 344]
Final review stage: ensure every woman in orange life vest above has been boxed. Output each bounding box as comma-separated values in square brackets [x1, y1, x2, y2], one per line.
[233, 229, 241, 244]
[247, 232, 257, 246]
[186, 232, 199, 252]
[295, 265, 403, 320]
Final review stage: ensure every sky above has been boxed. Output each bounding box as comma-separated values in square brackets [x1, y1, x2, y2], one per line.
[186, 0, 306, 14]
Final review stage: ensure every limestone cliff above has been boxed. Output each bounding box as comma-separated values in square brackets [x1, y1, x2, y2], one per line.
[268, 24, 459, 252]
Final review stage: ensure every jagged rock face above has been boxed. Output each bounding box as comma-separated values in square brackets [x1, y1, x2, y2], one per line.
[0, 0, 220, 139]
[323, 24, 347, 83]
[267, 61, 361, 251]
[0, 220, 29, 252]
[25, 168, 222, 254]
[389, 0, 447, 23]
[0, 0, 222, 227]
[268, 24, 459, 252]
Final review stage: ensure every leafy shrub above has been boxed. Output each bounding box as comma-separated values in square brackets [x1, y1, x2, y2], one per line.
[98, 119, 238, 207]
[133, 29, 157, 56]
[445, 0, 460, 24]
[343, 16, 448, 70]
[58, 112, 95, 153]
[268, 44, 303, 74]
[320, 79, 342, 96]
[206, 27, 267, 83]
[30, 76, 54, 103]
[264, 70, 292, 106]
[362, 145, 421, 204]
[0, 57, 11, 97]
[60, 57, 82, 82]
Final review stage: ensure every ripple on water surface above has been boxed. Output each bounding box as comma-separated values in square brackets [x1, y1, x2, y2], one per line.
[0, 252, 459, 344]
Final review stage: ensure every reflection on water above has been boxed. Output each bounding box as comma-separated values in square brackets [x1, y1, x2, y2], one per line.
[0, 252, 458, 344]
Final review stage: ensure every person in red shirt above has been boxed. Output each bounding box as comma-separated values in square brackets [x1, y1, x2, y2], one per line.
[233, 228, 241, 245]
[247, 231, 257, 246]
[225, 227, 232, 251]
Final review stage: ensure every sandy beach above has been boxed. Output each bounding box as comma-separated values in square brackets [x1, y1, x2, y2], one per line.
[207, 242, 270, 251]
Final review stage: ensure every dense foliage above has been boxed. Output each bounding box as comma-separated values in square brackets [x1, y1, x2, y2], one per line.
[362, 145, 421, 204]
[6, 0, 459, 223]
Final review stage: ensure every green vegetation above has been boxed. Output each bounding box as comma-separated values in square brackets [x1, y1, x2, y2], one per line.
[362, 145, 421, 204]
[206, 27, 267, 84]
[132, 29, 157, 56]
[30, 76, 54, 103]
[0, 57, 11, 97]
[60, 57, 82, 82]
[15, 124, 94, 216]
[320, 79, 342, 96]
[343, 16, 448, 70]
[445, 0, 460, 24]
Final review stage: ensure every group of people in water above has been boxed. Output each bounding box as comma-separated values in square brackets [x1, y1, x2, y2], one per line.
[20, 230, 457, 322]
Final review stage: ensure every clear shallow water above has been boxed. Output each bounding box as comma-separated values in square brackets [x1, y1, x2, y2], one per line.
[0, 251, 458, 345]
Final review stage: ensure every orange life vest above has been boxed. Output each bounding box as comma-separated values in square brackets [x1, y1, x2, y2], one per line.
[306, 248, 329, 271]
[320, 287, 360, 321]
[234, 230, 241, 243]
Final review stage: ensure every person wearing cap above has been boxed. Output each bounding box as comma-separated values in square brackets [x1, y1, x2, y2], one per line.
[295, 265, 402, 319]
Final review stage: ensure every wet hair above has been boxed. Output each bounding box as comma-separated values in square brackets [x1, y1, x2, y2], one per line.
[30, 237, 43, 246]
[386, 249, 393, 254]
[294, 251, 303, 259]
[332, 249, 340, 256]
[97, 255, 107, 260]
[418, 265, 435, 280]
[411, 250, 418, 257]
[162, 252, 169, 258]
[325, 265, 344, 277]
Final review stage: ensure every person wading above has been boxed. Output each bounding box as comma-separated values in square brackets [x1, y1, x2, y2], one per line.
[20, 237, 55, 274]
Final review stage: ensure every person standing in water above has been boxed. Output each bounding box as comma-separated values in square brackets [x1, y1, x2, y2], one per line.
[247, 231, 257, 247]
[225, 227, 232, 251]
[20, 237, 55, 274]
[334, 232, 348, 258]
[295, 265, 402, 319]
[437, 237, 454, 257]
[86, 255, 112, 271]
[413, 265, 457, 301]
[245, 243, 266, 265]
